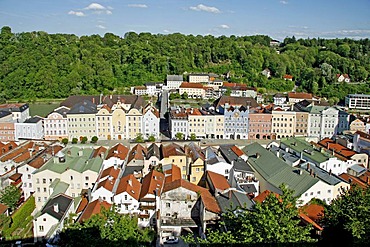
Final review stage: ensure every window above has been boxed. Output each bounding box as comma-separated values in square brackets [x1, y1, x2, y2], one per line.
[85, 176, 89, 181]
[37, 187, 40, 192]
[39, 226, 44, 232]
[70, 176, 73, 180]
[192, 177, 196, 182]
[124, 195, 127, 200]
[328, 189, 331, 193]
[42, 178, 46, 184]
[166, 203, 170, 208]
[38, 197, 41, 202]
[43, 188, 47, 192]
[195, 168, 200, 172]
[225, 169, 229, 174]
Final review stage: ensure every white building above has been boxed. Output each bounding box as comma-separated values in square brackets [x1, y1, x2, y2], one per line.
[91, 166, 121, 204]
[188, 74, 209, 83]
[307, 106, 339, 139]
[142, 104, 160, 139]
[15, 116, 44, 141]
[345, 94, 370, 110]
[33, 194, 74, 242]
[113, 174, 141, 214]
[44, 106, 69, 141]
[166, 75, 183, 90]
[0, 103, 30, 123]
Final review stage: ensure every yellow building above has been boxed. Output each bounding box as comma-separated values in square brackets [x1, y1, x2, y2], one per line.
[185, 143, 205, 185]
[67, 100, 97, 141]
[161, 143, 189, 180]
[295, 111, 309, 136]
[96, 105, 112, 140]
[126, 108, 142, 140]
[271, 110, 296, 139]
[179, 82, 205, 99]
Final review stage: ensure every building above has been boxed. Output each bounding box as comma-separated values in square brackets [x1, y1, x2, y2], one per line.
[169, 108, 189, 140]
[142, 104, 160, 139]
[261, 68, 271, 78]
[345, 94, 370, 110]
[179, 82, 205, 99]
[273, 93, 287, 106]
[350, 119, 366, 133]
[91, 166, 121, 204]
[288, 92, 313, 104]
[243, 142, 348, 205]
[67, 100, 97, 141]
[221, 82, 257, 98]
[248, 108, 272, 140]
[44, 106, 69, 141]
[224, 106, 249, 139]
[353, 131, 370, 164]
[15, 116, 44, 141]
[0, 103, 30, 123]
[166, 75, 184, 90]
[33, 194, 74, 242]
[271, 110, 296, 139]
[185, 142, 205, 185]
[33, 146, 104, 210]
[133, 86, 147, 96]
[161, 143, 188, 180]
[280, 137, 352, 175]
[188, 74, 209, 83]
[113, 174, 141, 214]
[337, 74, 351, 83]
[295, 111, 309, 137]
[307, 106, 339, 140]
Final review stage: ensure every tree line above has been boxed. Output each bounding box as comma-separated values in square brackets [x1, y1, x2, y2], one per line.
[0, 26, 369, 101]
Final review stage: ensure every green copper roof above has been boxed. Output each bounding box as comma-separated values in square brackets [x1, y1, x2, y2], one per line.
[280, 137, 334, 164]
[243, 142, 319, 197]
[35, 147, 103, 175]
[50, 179, 69, 197]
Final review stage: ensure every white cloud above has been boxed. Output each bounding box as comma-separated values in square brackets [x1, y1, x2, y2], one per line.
[220, 24, 230, 29]
[85, 3, 106, 10]
[84, 3, 112, 14]
[128, 4, 148, 8]
[163, 29, 170, 33]
[96, 24, 106, 29]
[189, 4, 220, 14]
[280, 1, 288, 4]
[68, 10, 85, 17]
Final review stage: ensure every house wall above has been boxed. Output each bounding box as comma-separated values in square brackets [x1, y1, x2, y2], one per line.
[67, 113, 96, 140]
[0, 122, 15, 141]
[190, 158, 204, 185]
[142, 110, 160, 138]
[271, 111, 296, 139]
[111, 108, 126, 140]
[44, 112, 68, 141]
[248, 113, 272, 140]
[96, 108, 112, 140]
[114, 192, 140, 214]
[126, 108, 142, 140]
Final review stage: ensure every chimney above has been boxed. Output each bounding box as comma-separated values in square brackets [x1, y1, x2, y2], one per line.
[92, 97, 95, 104]
[307, 163, 310, 171]
[128, 179, 132, 187]
[367, 176, 370, 185]
[256, 152, 260, 159]
[53, 203, 59, 213]
[78, 149, 83, 156]
[310, 169, 313, 176]
[329, 169, 332, 176]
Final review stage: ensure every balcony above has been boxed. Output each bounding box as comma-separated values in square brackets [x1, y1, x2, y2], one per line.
[139, 205, 156, 210]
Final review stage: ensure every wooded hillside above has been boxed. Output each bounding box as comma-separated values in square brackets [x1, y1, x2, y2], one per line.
[0, 26, 369, 101]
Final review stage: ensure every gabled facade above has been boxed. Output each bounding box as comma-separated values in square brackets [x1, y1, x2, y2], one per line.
[142, 104, 160, 139]
[114, 174, 141, 214]
[44, 106, 69, 141]
[224, 106, 249, 139]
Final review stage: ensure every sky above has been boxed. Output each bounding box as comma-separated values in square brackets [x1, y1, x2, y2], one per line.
[1, 0, 370, 40]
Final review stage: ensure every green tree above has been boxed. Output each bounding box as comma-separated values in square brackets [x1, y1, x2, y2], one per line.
[185, 185, 314, 244]
[60, 207, 154, 247]
[91, 136, 98, 143]
[175, 132, 184, 140]
[181, 92, 188, 99]
[148, 135, 155, 142]
[322, 185, 370, 245]
[72, 138, 78, 144]
[135, 133, 144, 143]
[81, 136, 88, 144]
[0, 185, 21, 211]
[61, 138, 68, 145]
[189, 133, 197, 141]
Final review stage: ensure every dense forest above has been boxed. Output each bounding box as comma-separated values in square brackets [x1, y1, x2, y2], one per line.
[0, 26, 369, 101]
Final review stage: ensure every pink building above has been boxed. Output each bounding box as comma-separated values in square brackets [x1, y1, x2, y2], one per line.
[248, 111, 272, 140]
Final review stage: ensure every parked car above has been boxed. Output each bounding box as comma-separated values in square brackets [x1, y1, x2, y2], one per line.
[164, 236, 179, 244]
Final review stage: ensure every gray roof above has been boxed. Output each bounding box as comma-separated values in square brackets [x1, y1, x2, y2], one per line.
[243, 142, 319, 197]
[0, 111, 12, 118]
[52, 106, 70, 118]
[204, 147, 227, 165]
[216, 189, 254, 212]
[67, 100, 97, 114]
[167, 75, 183, 81]
[122, 165, 143, 177]
[299, 162, 348, 186]
[219, 145, 253, 173]
[61, 95, 145, 110]
[40, 194, 73, 221]
[240, 184, 257, 193]
[146, 143, 161, 160]
[24, 116, 43, 123]
[347, 164, 367, 174]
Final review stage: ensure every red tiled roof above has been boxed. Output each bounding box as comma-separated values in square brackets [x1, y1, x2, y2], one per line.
[92, 146, 107, 158]
[115, 174, 141, 200]
[0, 203, 8, 214]
[339, 173, 368, 189]
[9, 173, 22, 181]
[100, 166, 120, 181]
[207, 171, 230, 192]
[301, 204, 324, 222]
[230, 146, 244, 157]
[317, 138, 356, 159]
[164, 164, 182, 183]
[283, 74, 293, 79]
[28, 157, 45, 169]
[179, 82, 204, 89]
[76, 197, 88, 214]
[140, 170, 165, 199]
[161, 143, 185, 158]
[163, 179, 220, 214]
[79, 199, 112, 222]
[253, 190, 280, 203]
[299, 212, 323, 231]
[288, 92, 312, 99]
[106, 144, 129, 160]
[127, 144, 147, 164]
[1, 141, 35, 162]
[0, 141, 18, 155]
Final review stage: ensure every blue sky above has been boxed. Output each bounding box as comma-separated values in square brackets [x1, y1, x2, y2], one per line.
[1, 0, 369, 40]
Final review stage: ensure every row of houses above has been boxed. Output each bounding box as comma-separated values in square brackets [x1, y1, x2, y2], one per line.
[0, 95, 161, 142]
[169, 95, 351, 141]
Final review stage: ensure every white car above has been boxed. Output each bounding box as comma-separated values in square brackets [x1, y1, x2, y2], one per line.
[164, 236, 179, 244]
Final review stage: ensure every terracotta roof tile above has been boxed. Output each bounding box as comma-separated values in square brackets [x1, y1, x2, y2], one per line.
[317, 138, 357, 159]
[301, 204, 324, 222]
[207, 171, 230, 192]
[253, 190, 280, 203]
[140, 170, 165, 199]
[164, 164, 182, 183]
[180, 82, 204, 89]
[1, 141, 35, 162]
[92, 146, 107, 158]
[230, 146, 244, 157]
[79, 199, 112, 222]
[116, 174, 141, 200]
[76, 197, 88, 214]
[96, 177, 116, 192]
[127, 144, 147, 164]
[0, 203, 8, 214]
[161, 143, 185, 158]
[100, 166, 120, 181]
[339, 173, 368, 189]
[9, 172, 22, 181]
[106, 144, 129, 161]
[288, 92, 312, 100]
